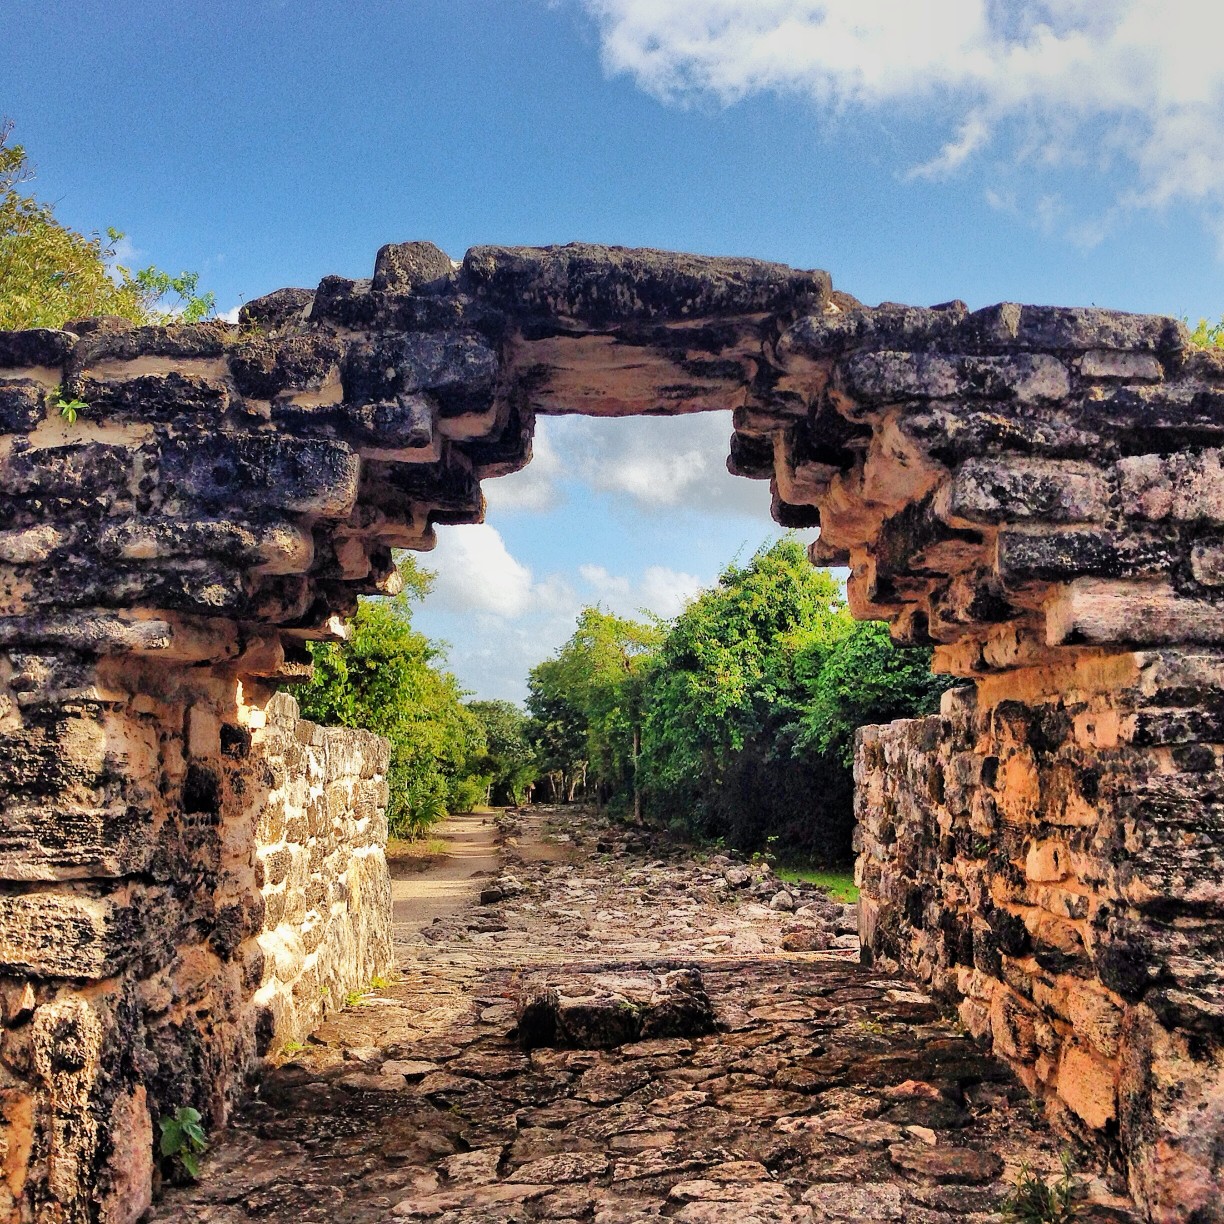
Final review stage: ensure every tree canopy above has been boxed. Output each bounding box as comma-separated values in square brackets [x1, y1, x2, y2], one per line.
[525, 539, 951, 863]
[0, 120, 214, 330]
[296, 559, 492, 836]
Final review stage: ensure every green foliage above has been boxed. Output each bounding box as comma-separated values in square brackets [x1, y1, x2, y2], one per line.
[639, 539, 857, 859]
[0, 119, 215, 329]
[1188, 315, 1224, 348]
[526, 607, 662, 812]
[1002, 1152, 1080, 1224]
[53, 387, 87, 424]
[157, 1107, 208, 1181]
[525, 658, 591, 802]
[532, 539, 950, 863]
[466, 699, 538, 804]
[295, 557, 488, 836]
[794, 619, 951, 768]
[526, 541, 944, 866]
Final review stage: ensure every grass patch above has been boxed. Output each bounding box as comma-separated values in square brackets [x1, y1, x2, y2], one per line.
[775, 867, 859, 903]
[387, 835, 449, 859]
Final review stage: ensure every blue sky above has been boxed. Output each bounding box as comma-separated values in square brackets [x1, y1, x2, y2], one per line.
[7, 1, 1224, 699]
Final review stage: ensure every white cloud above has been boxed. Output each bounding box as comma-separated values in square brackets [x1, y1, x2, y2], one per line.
[425, 524, 538, 618]
[220, 305, 241, 324]
[485, 421, 565, 513]
[580, 561, 703, 619]
[499, 412, 774, 518]
[639, 565, 704, 617]
[576, 0, 1224, 237]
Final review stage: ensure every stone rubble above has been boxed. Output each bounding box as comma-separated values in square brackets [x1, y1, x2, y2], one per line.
[153, 807, 1137, 1223]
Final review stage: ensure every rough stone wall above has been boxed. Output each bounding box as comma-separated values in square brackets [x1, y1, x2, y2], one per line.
[2, 240, 1222, 1219]
[855, 655, 1224, 1222]
[251, 692, 391, 1046]
[0, 662, 389, 1224]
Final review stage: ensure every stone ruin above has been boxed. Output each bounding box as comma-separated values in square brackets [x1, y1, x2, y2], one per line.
[0, 239, 1220, 1221]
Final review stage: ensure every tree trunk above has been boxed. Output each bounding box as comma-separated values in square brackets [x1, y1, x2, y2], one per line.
[632, 724, 642, 824]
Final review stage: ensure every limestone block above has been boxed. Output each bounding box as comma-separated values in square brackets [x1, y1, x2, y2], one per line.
[0, 885, 175, 978]
[1119, 449, 1224, 523]
[1046, 579, 1224, 647]
[1056, 1042, 1117, 1129]
[997, 527, 1179, 584]
[0, 525, 67, 566]
[228, 332, 345, 400]
[940, 458, 1112, 526]
[372, 241, 454, 293]
[71, 371, 230, 422]
[1080, 350, 1164, 381]
[0, 381, 46, 433]
[1025, 840, 1070, 883]
[156, 435, 361, 517]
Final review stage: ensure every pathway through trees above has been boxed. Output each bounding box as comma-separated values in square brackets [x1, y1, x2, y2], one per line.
[154, 809, 1137, 1222]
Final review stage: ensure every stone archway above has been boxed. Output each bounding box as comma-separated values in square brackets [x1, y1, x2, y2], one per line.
[0, 241, 1219, 1220]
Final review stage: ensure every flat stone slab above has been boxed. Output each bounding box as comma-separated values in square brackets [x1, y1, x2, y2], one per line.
[517, 966, 716, 1049]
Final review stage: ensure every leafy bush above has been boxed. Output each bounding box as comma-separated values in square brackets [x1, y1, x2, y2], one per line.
[794, 619, 951, 768]
[531, 540, 951, 864]
[295, 559, 488, 836]
[1189, 315, 1224, 348]
[0, 119, 214, 329]
[157, 1107, 208, 1181]
[466, 699, 538, 804]
[526, 608, 661, 813]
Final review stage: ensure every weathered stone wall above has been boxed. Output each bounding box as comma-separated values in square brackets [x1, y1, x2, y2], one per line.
[855, 654, 1224, 1222]
[0, 662, 389, 1224]
[251, 692, 391, 1046]
[2, 240, 1221, 1220]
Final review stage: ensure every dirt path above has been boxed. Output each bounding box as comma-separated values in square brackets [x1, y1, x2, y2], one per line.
[154, 807, 1138, 1223]
[389, 812, 502, 944]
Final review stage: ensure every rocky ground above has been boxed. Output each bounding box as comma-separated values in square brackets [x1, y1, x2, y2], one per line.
[153, 807, 1138, 1223]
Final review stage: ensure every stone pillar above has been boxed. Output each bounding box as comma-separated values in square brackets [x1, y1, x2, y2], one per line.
[0, 654, 268, 1222]
[0, 656, 392, 1222]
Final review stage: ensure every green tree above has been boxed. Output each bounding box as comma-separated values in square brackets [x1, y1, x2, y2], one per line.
[636, 538, 951, 863]
[526, 607, 662, 816]
[524, 658, 591, 803]
[0, 120, 214, 330]
[296, 558, 487, 836]
[1189, 315, 1224, 348]
[639, 539, 851, 858]
[467, 699, 537, 805]
[794, 620, 952, 768]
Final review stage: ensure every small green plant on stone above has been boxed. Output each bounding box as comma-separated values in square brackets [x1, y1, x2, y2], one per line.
[281, 1039, 305, 1055]
[344, 988, 367, 1008]
[52, 387, 87, 424]
[1002, 1151, 1080, 1224]
[158, 1106, 208, 1181]
[369, 974, 393, 990]
[1187, 315, 1224, 349]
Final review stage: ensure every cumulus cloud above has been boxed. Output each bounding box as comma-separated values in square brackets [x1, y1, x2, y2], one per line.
[576, 0, 1224, 238]
[417, 525, 710, 700]
[425, 524, 539, 618]
[580, 562, 703, 618]
[484, 422, 565, 513]
[491, 412, 774, 518]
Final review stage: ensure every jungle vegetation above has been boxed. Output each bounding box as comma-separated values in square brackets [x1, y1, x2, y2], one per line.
[296, 540, 948, 860]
